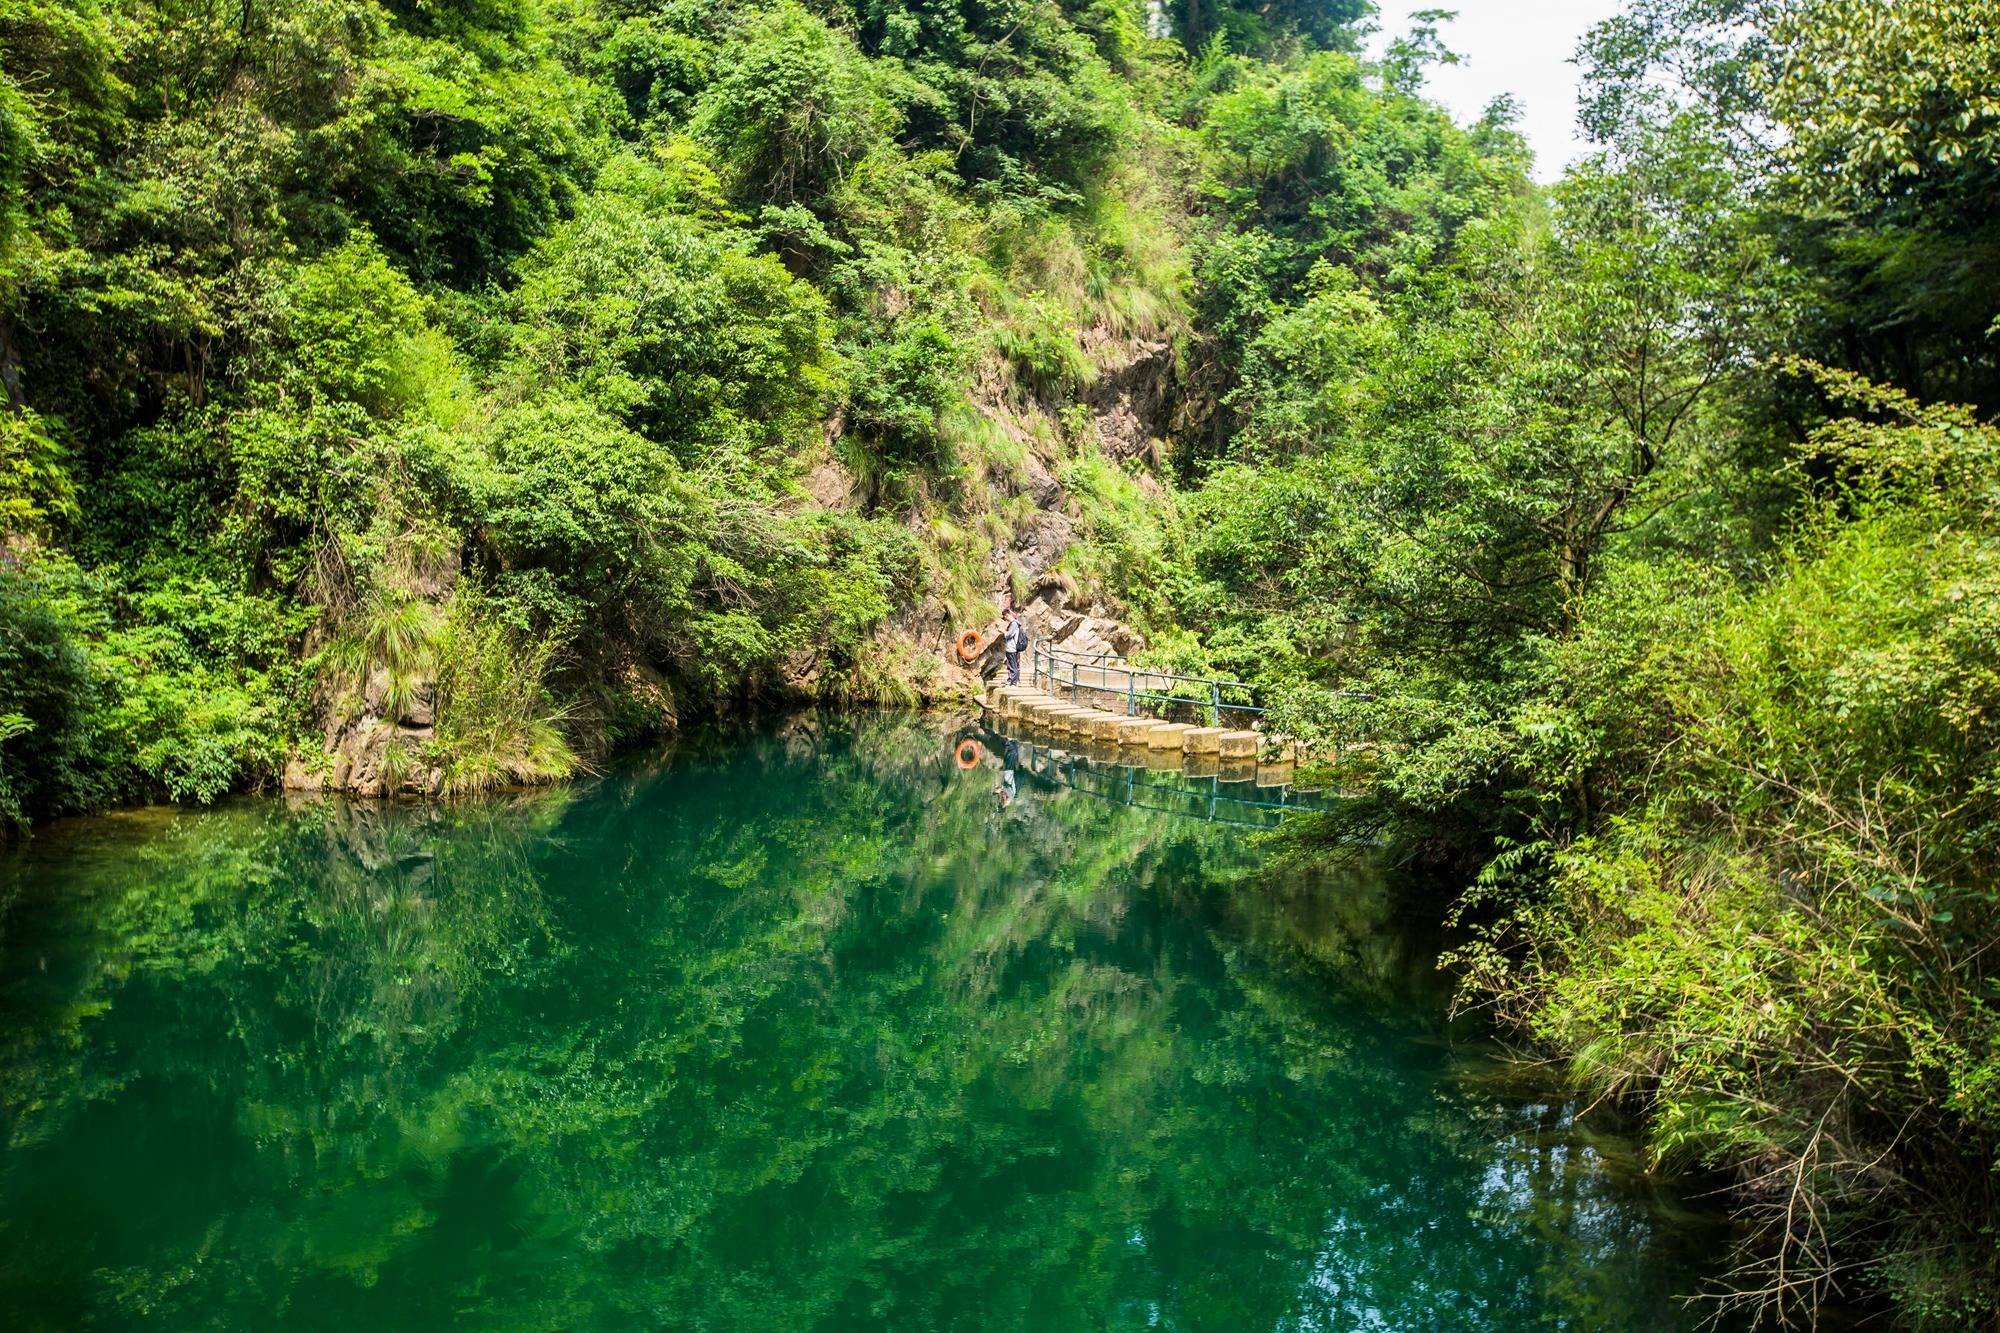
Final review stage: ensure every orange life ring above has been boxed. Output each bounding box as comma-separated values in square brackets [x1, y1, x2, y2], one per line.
[955, 629, 985, 661]
[954, 739, 983, 769]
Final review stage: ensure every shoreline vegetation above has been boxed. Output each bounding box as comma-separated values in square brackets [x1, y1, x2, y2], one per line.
[3, 0, 1997, 1323]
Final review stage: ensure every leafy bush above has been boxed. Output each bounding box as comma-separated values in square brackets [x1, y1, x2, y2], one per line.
[268, 234, 430, 415]
[689, 4, 893, 208]
[0, 557, 102, 826]
[91, 575, 305, 802]
[510, 170, 838, 449]
[0, 408, 77, 535]
[843, 319, 966, 476]
[597, 16, 710, 126]
[429, 593, 577, 795]
[464, 396, 699, 615]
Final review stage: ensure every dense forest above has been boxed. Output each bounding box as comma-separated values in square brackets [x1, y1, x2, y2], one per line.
[3, 0, 1997, 1323]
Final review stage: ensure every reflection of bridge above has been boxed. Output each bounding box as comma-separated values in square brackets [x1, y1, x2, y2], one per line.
[960, 727, 1342, 830]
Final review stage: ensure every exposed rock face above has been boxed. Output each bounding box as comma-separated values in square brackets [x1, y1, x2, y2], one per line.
[1033, 596, 1143, 661]
[283, 706, 441, 798]
[822, 325, 1171, 705]
[803, 456, 856, 508]
[609, 658, 677, 734]
[285, 599, 449, 797]
[1021, 448, 1064, 507]
[899, 579, 1146, 705]
[1080, 332, 1172, 465]
[1011, 509, 1075, 586]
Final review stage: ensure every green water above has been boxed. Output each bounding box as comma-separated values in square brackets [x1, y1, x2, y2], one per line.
[0, 715, 1725, 1330]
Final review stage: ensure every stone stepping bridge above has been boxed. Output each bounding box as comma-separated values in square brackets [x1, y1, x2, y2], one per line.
[982, 686, 1301, 777]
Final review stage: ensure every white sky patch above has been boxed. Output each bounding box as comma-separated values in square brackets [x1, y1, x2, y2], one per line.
[1365, 1, 1628, 182]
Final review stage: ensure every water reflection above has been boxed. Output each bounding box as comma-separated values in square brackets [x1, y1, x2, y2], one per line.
[0, 714, 1721, 1330]
[955, 724, 1343, 829]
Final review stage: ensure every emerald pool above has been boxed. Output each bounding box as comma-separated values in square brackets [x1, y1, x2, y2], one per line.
[0, 715, 1727, 1329]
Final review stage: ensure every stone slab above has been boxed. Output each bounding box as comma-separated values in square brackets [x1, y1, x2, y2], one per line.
[1068, 710, 1116, 739]
[1180, 727, 1226, 755]
[1046, 708, 1097, 736]
[1217, 730, 1260, 760]
[1116, 717, 1165, 745]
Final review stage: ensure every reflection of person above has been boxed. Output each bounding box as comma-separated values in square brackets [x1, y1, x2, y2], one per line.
[1001, 607, 1028, 686]
[997, 738, 1019, 808]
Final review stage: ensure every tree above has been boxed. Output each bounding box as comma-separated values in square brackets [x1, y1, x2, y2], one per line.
[1530, 114, 1780, 604]
[1579, 0, 2000, 407]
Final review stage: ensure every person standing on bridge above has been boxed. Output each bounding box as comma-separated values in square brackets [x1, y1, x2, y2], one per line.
[1000, 606, 1029, 686]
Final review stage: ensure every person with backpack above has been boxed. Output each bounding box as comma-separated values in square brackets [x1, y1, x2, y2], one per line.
[1001, 607, 1029, 685]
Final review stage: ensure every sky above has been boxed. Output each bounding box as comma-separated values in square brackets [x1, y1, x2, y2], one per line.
[1364, 1, 1628, 182]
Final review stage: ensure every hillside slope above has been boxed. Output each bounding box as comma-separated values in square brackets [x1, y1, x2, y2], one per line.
[0, 0, 1221, 800]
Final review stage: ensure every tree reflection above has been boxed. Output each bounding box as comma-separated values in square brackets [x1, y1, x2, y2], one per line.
[0, 716, 1720, 1330]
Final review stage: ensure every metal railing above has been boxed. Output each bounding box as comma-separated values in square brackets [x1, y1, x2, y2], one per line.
[1028, 642, 1264, 727]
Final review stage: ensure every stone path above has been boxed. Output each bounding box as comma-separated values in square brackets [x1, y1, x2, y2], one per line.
[982, 685, 1301, 779]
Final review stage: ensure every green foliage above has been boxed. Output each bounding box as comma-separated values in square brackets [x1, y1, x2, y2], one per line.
[323, 582, 441, 724]
[510, 167, 838, 450]
[0, 555, 100, 826]
[1055, 450, 1181, 629]
[1170, 0, 1368, 53]
[429, 592, 577, 794]
[989, 289, 1095, 402]
[1459, 473, 2000, 1321]
[0, 407, 75, 533]
[0, 0, 1199, 785]
[596, 14, 709, 126]
[464, 396, 700, 615]
[269, 235, 431, 415]
[844, 318, 965, 473]
[8, 0, 1999, 1317]
[1152, 7, 2000, 1322]
[690, 2, 894, 208]
[1767, 0, 2000, 195]
[1581, 0, 2000, 408]
[91, 574, 305, 802]
[1180, 47, 1529, 455]
[1227, 262, 1388, 457]
[847, 0, 1133, 197]
[0, 552, 303, 819]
